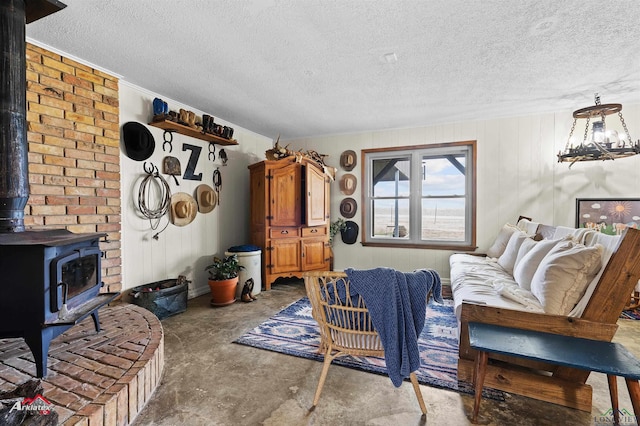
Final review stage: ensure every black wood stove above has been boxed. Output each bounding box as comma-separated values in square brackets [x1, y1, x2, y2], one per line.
[0, 0, 119, 378]
[0, 230, 119, 377]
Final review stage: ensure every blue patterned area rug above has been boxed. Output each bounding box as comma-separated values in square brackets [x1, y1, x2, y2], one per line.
[234, 297, 504, 400]
[620, 309, 640, 320]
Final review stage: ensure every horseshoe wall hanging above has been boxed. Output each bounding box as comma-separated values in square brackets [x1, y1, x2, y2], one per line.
[208, 142, 216, 161]
[162, 130, 174, 152]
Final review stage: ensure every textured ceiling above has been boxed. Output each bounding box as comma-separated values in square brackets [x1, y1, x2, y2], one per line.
[26, 0, 640, 140]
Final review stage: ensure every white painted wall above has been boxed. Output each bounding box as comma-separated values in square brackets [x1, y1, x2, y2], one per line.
[289, 104, 640, 282]
[119, 82, 639, 292]
[119, 83, 272, 297]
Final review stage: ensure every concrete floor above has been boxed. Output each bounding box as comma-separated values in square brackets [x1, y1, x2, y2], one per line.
[132, 281, 640, 425]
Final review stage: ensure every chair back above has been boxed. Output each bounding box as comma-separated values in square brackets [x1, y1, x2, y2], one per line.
[303, 271, 383, 357]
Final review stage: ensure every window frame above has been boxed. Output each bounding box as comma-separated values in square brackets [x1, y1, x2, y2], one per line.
[361, 140, 477, 250]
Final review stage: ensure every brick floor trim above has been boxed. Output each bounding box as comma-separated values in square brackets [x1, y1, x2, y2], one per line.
[0, 303, 163, 425]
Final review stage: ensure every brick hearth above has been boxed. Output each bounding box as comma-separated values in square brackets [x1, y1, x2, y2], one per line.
[0, 303, 163, 425]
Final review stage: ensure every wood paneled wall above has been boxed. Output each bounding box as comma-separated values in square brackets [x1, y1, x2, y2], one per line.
[290, 105, 640, 280]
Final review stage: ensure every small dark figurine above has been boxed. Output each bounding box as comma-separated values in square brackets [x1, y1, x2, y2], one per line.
[241, 278, 258, 303]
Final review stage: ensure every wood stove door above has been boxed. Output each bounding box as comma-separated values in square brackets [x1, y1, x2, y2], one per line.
[49, 246, 102, 313]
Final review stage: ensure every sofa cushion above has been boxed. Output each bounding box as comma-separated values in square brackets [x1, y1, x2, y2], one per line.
[513, 238, 563, 291]
[497, 231, 530, 275]
[449, 253, 544, 321]
[568, 231, 621, 317]
[486, 223, 520, 258]
[530, 241, 603, 315]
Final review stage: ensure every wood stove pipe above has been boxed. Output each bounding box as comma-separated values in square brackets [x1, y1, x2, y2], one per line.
[0, 0, 65, 232]
[0, 0, 29, 232]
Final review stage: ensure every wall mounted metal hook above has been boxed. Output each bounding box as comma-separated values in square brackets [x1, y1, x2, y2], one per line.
[143, 161, 157, 175]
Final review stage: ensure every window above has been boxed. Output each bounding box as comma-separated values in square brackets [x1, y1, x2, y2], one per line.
[362, 141, 476, 250]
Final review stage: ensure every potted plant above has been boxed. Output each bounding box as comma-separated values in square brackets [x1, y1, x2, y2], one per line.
[329, 218, 347, 247]
[205, 254, 245, 307]
[328, 218, 347, 269]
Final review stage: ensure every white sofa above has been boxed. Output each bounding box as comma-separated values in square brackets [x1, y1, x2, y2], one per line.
[449, 219, 624, 323]
[453, 220, 640, 411]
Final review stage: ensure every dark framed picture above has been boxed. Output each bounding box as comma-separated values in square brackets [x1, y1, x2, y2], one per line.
[575, 198, 640, 235]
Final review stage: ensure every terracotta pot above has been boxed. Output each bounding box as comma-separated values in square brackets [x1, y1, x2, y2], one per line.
[208, 277, 238, 307]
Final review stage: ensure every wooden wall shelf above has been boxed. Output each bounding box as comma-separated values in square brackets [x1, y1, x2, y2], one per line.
[148, 119, 238, 146]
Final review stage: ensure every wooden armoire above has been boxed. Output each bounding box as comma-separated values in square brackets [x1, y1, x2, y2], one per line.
[249, 157, 332, 290]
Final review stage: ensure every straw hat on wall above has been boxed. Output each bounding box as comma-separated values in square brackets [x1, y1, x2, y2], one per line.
[340, 150, 357, 171]
[340, 197, 357, 218]
[171, 192, 197, 226]
[339, 174, 357, 195]
[196, 184, 217, 213]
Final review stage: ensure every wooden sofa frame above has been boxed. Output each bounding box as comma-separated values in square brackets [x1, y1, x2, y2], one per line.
[457, 227, 640, 411]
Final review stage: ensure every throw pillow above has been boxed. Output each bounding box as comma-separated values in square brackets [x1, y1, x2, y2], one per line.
[497, 231, 531, 275]
[486, 223, 519, 258]
[513, 238, 562, 291]
[530, 241, 603, 315]
[513, 237, 538, 272]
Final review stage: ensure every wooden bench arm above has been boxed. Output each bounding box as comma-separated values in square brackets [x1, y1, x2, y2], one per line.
[459, 302, 618, 361]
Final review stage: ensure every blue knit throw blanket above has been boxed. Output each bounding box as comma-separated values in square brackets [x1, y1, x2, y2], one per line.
[344, 267, 442, 387]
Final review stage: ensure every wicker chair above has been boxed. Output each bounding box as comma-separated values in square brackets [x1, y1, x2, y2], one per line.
[303, 271, 428, 415]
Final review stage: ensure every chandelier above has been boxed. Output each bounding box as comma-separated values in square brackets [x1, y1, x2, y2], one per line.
[557, 94, 640, 167]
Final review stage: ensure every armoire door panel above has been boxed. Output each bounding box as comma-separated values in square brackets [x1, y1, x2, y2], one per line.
[305, 165, 329, 226]
[302, 238, 328, 271]
[272, 239, 302, 273]
[270, 163, 301, 227]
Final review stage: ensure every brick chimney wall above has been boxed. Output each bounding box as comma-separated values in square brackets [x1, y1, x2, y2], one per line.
[24, 43, 122, 293]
